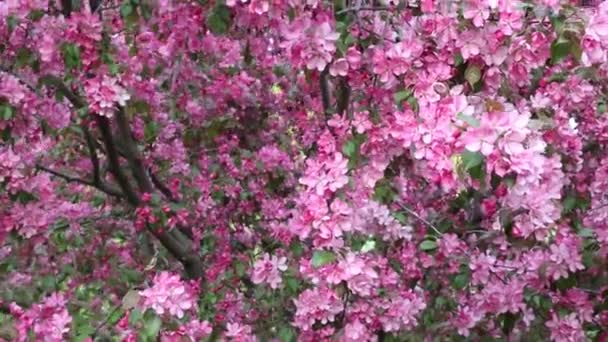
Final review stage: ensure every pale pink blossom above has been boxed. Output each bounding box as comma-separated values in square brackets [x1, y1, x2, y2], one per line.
[139, 272, 196, 319]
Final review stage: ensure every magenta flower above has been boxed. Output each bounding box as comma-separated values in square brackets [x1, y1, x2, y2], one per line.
[84, 75, 131, 118]
[139, 272, 196, 319]
[545, 314, 585, 342]
[251, 253, 288, 289]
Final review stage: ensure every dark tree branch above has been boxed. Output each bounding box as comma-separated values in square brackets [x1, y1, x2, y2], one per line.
[114, 108, 154, 194]
[60, 0, 73, 17]
[336, 78, 351, 115]
[35, 164, 124, 198]
[95, 115, 141, 206]
[148, 168, 178, 203]
[84, 127, 101, 182]
[320, 66, 332, 116]
[39, 74, 204, 280]
[38, 75, 86, 108]
[82, 125, 125, 198]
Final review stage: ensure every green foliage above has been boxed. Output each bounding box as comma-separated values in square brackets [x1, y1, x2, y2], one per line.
[419, 240, 437, 251]
[311, 250, 336, 268]
[452, 265, 471, 290]
[207, 4, 232, 35]
[342, 133, 366, 169]
[464, 64, 481, 87]
[550, 31, 582, 65]
[278, 326, 297, 342]
[0, 104, 14, 120]
[394, 89, 419, 112]
[456, 112, 480, 127]
[373, 179, 397, 204]
[131, 310, 162, 341]
[62, 43, 81, 71]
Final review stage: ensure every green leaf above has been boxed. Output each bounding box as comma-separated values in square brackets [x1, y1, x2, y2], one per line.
[62, 43, 81, 70]
[285, 276, 300, 294]
[7, 15, 18, 33]
[562, 195, 577, 214]
[142, 312, 162, 338]
[15, 48, 34, 68]
[551, 35, 576, 64]
[419, 240, 437, 251]
[373, 180, 396, 204]
[406, 95, 419, 113]
[461, 150, 483, 171]
[278, 326, 297, 342]
[501, 312, 518, 336]
[311, 250, 336, 268]
[394, 89, 413, 105]
[290, 241, 304, 257]
[207, 4, 231, 34]
[120, 1, 134, 17]
[578, 228, 595, 238]
[360, 239, 376, 253]
[452, 272, 470, 289]
[392, 212, 406, 224]
[548, 72, 568, 83]
[456, 112, 480, 127]
[140, 3, 153, 20]
[342, 139, 358, 158]
[464, 64, 481, 87]
[555, 275, 576, 291]
[144, 121, 159, 142]
[394, 89, 419, 112]
[108, 308, 124, 325]
[453, 53, 464, 66]
[0, 105, 14, 120]
[550, 15, 566, 35]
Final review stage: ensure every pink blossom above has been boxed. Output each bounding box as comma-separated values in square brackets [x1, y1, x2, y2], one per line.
[12, 293, 72, 342]
[225, 322, 257, 341]
[251, 253, 288, 289]
[546, 313, 585, 342]
[293, 287, 344, 330]
[139, 272, 196, 319]
[330, 58, 349, 77]
[84, 75, 130, 118]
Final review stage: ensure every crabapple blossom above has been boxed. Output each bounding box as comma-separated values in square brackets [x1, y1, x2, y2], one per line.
[139, 272, 196, 319]
[251, 253, 288, 289]
[1, 0, 608, 341]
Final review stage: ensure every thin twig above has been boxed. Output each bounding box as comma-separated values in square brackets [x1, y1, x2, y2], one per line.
[91, 303, 121, 339]
[35, 164, 124, 198]
[398, 204, 443, 236]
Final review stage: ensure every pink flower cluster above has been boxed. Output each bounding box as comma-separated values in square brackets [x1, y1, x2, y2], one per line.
[293, 287, 344, 331]
[10, 293, 72, 342]
[139, 272, 196, 319]
[4, 0, 608, 341]
[83, 74, 130, 118]
[250, 253, 288, 289]
[281, 18, 340, 71]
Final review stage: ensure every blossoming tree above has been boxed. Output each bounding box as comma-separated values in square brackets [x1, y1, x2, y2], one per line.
[1, 0, 608, 340]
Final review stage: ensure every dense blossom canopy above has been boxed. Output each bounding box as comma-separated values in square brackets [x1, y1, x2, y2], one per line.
[1, 0, 608, 341]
